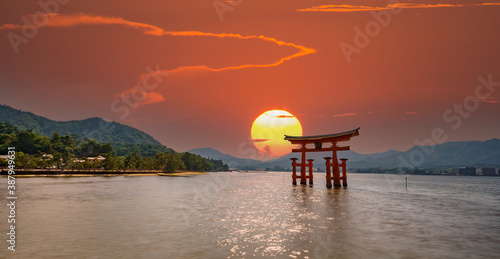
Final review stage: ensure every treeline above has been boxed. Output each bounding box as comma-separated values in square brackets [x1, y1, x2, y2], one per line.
[0, 122, 228, 172]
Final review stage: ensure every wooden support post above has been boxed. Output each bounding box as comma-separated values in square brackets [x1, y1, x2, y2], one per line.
[290, 158, 298, 186]
[300, 144, 307, 185]
[332, 147, 341, 188]
[340, 158, 348, 187]
[307, 159, 314, 186]
[324, 157, 332, 188]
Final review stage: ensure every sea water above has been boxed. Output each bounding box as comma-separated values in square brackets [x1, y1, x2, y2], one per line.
[1, 173, 499, 258]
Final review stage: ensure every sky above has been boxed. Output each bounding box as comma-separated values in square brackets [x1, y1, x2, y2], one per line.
[0, 0, 499, 159]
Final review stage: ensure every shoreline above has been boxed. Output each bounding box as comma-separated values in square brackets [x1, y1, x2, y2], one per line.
[0, 169, 207, 177]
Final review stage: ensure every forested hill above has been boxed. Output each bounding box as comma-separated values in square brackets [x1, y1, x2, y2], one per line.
[0, 104, 161, 145]
[0, 121, 229, 172]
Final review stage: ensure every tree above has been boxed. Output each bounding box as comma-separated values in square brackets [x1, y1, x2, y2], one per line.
[124, 151, 142, 170]
[15, 130, 50, 154]
[103, 153, 120, 170]
[76, 138, 101, 157]
[15, 151, 28, 168]
[181, 152, 210, 172]
[164, 153, 186, 172]
[142, 156, 155, 170]
[154, 152, 168, 170]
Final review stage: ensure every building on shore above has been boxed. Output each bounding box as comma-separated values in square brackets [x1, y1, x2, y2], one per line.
[481, 168, 497, 176]
[458, 167, 477, 176]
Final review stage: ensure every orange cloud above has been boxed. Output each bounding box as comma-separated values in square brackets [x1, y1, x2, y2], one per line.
[478, 97, 500, 103]
[405, 111, 421, 115]
[333, 112, 357, 117]
[2, 13, 316, 110]
[391, 3, 463, 9]
[474, 2, 500, 6]
[252, 139, 270, 142]
[275, 115, 295, 118]
[296, 3, 498, 12]
[297, 5, 387, 12]
[1, 14, 315, 73]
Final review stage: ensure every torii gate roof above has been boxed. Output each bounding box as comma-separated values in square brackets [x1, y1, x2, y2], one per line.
[284, 127, 360, 144]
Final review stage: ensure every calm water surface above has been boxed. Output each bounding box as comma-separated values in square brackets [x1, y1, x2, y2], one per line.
[1, 173, 499, 258]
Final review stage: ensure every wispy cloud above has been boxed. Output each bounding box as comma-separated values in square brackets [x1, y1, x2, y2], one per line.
[333, 112, 357, 117]
[1, 13, 316, 109]
[297, 5, 388, 12]
[478, 97, 500, 103]
[252, 139, 270, 143]
[474, 2, 500, 6]
[275, 115, 295, 118]
[296, 2, 500, 12]
[405, 111, 421, 115]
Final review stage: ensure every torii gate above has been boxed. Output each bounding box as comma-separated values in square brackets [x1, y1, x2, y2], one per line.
[284, 127, 359, 188]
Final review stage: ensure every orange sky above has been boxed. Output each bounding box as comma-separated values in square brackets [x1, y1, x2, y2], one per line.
[1, 0, 499, 159]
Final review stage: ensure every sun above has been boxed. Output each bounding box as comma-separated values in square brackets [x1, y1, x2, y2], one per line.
[251, 110, 303, 157]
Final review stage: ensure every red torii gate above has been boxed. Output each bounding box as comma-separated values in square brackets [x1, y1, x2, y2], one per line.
[284, 128, 360, 188]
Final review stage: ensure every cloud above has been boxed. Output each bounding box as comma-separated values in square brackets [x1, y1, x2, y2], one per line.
[478, 97, 500, 103]
[297, 5, 388, 12]
[474, 2, 500, 6]
[391, 3, 463, 9]
[252, 139, 270, 143]
[1, 13, 316, 109]
[405, 111, 421, 115]
[332, 112, 357, 117]
[1, 14, 315, 72]
[295, 2, 500, 12]
[275, 115, 295, 118]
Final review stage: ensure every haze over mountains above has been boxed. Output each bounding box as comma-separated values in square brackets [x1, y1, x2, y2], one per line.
[189, 138, 500, 170]
[2, 104, 498, 170]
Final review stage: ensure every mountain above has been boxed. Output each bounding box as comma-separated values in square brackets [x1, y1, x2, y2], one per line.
[189, 139, 500, 170]
[187, 147, 258, 168]
[0, 104, 161, 145]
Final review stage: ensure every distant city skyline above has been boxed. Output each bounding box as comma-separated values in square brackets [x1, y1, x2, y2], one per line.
[1, 1, 499, 159]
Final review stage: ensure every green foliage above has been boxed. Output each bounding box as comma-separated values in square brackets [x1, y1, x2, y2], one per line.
[124, 151, 142, 170]
[164, 153, 186, 172]
[112, 143, 174, 157]
[206, 158, 229, 171]
[0, 121, 228, 172]
[181, 152, 210, 171]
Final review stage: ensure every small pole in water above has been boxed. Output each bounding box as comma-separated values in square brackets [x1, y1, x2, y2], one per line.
[405, 177, 408, 189]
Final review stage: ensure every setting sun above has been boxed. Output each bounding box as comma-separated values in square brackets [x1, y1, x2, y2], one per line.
[251, 110, 303, 157]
